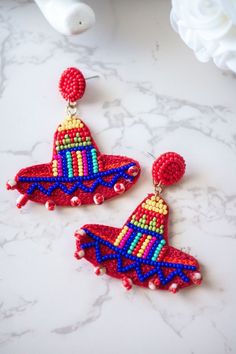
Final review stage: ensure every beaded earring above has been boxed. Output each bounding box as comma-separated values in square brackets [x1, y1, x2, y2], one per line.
[6, 68, 140, 209]
[74, 152, 202, 293]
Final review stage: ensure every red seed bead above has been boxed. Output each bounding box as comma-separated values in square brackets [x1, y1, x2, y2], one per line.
[16, 194, 29, 208]
[152, 152, 186, 186]
[114, 182, 125, 194]
[93, 193, 104, 205]
[70, 196, 82, 207]
[122, 276, 133, 291]
[128, 165, 139, 177]
[45, 200, 56, 211]
[59, 67, 86, 102]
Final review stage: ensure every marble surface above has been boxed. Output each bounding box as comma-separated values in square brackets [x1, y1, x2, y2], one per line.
[1, 1, 236, 354]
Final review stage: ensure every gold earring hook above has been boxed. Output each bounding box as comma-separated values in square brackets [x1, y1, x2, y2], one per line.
[154, 181, 164, 198]
[66, 101, 77, 118]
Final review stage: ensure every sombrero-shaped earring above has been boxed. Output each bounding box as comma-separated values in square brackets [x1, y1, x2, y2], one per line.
[6, 68, 140, 209]
[75, 152, 202, 293]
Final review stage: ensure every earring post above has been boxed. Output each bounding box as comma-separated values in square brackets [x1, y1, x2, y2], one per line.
[85, 75, 100, 80]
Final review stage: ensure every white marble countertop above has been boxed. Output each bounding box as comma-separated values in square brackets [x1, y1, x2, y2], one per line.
[1, 1, 236, 354]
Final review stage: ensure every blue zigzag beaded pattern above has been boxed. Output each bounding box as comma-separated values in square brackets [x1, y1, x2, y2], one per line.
[18, 163, 135, 196]
[81, 228, 197, 285]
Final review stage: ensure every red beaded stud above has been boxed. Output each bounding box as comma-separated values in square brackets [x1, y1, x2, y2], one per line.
[152, 152, 186, 186]
[59, 67, 86, 102]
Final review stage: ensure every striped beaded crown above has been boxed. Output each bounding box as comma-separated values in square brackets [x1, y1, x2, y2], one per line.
[113, 194, 169, 262]
[52, 116, 101, 178]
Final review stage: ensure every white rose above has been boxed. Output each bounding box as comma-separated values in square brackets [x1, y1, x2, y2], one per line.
[170, 0, 236, 73]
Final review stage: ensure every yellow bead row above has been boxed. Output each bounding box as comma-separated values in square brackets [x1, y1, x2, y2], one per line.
[114, 226, 128, 246]
[150, 195, 159, 201]
[136, 236, 152, 257]
[142, 204, 168, 215]
[142, 198, 168, 215]
[52, 159, 58, 177]
[76, 151, 83, 176]
[58, 118, 84, 131]
[145, 197, 166, 207]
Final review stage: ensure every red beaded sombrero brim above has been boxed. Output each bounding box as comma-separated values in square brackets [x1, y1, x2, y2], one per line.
[7, 116, 140, 208]
[75, 194, 201, 292]
[76, 224, 200, 291]
[12, 155, 140, 207]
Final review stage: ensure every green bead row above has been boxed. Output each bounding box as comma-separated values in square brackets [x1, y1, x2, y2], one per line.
[56, 136, 91, 146]
[130, 220, 164, 233]
[151, 239, 166, 261]
[66, 151, 73, 178]
[56, 141, 92, 151]
[91, 148, 99, 173]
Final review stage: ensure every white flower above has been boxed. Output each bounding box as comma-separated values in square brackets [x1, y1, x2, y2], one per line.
[170, 0, 236, 73]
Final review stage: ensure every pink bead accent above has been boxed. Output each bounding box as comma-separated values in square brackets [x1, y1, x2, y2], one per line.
[119, 228, 132, 248]
[81, 150, 88, 176]
[58, 155, 62, 176]
[143, 237, 156, 258]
